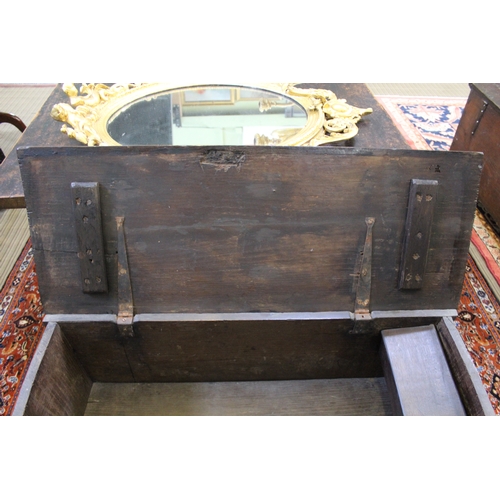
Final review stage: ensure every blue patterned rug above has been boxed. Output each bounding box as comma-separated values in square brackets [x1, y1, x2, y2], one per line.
[376, 96, 466, 151]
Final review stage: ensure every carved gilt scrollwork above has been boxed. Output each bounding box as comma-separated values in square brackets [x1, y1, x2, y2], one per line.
[51, 83, 372, 147]
[281, 84, 373, 146]
[51, 83, 144, 146]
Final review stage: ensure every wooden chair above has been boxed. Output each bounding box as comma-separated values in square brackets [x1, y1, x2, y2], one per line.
[0, 112, 26, 163]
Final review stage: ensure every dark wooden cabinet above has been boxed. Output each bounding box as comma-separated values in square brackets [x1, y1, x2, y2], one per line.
[451, 83, 500, 233]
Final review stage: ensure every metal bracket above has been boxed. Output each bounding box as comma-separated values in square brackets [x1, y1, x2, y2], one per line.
[351, 217, 375, 334]
[116, 217, 134, 337]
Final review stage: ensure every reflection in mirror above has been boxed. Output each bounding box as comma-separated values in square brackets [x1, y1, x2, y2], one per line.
[52, 83, 373, 147]
[106, 86, 307, 146]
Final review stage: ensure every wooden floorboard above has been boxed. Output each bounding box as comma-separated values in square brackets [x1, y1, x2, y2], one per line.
[381, 324, 466, 416]
[84, 377, 393, 416]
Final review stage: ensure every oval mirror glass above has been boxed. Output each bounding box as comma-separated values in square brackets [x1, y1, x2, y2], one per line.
[106, 86, 307, 146]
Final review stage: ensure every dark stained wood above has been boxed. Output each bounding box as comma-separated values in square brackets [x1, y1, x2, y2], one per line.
[18, 146, 482, 316]
[129, 318, 383, 382]
[58, 317, 382, 382]
[22, 323, 93, 416]
[58, 321, 135, 382]
[451, 83, 500, 232]
[399, 179, 438, 289]
[84, 378, 393, 416]
[11, 96, 487, 415]
[71, 182, 108, 293]
[381, 324, 466, 416]
[436, 317, 496, 416]
[470, 83, 500, 113]
[40, 313, 459, 385]
[0, 111, 26, 132]
[1, 83, 409, 209]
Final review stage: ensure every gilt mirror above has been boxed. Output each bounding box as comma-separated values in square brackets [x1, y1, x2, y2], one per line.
[51, 83, 373, 147]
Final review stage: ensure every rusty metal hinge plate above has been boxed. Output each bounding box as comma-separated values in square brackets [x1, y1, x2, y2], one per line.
[116, 216, 134, 336]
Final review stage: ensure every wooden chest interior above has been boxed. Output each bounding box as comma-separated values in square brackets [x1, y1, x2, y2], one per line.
[14, 145, 488, 415]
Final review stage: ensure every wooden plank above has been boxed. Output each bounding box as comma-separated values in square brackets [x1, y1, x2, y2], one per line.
[18, 146, 482, 315]
[1, 83, 410, 209]
[40, 313, 457, 384]
[451, 83, 500, 232]
[471, 83, 500, 114]
[11, 322, 58, 416]
[60, 321, 135, 382]
[381, 324, 466, 416]
[128, 318, 383, 382]
[57, 317, 382, 382]
[436, 317, 496, 416]
[21, 322, 93, 416]
[399, 179, 438, 289]
[380, 341, 403, 415]
[84, 378, 393, 416]
[71, 182, 108, 293]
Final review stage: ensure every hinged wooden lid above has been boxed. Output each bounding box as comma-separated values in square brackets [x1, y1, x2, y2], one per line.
[18, 145, 482, 316]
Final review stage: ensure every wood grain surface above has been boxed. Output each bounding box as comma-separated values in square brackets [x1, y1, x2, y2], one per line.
[71, 182, 108, 293]
[381, 324, 466, 416]
[58, 318, 383, 382]
[22, 323, 93, 416]
[436, 317, 496, 416]
[18, 146, 482, 316]
[84, 377, 393, 416]
[451, 83, 500, 231]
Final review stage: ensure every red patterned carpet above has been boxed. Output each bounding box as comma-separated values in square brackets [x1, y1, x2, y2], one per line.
[458, 257, 500, 407]
[0, 242, 44, 415]
[1, 95, 499, 415]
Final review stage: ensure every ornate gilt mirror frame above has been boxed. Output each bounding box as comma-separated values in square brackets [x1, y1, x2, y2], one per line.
[51, 83, 373, 147]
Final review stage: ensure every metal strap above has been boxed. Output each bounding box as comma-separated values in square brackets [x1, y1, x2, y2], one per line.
[116, 216, 134, 336]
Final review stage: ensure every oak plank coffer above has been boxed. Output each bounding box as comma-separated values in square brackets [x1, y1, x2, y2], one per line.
[8, 83, 494, 416]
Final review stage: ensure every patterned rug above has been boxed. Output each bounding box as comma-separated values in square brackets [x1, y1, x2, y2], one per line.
[0, 242, 44, 415]
[1, 96, 500, 415]
[377, 96, 500, 414]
